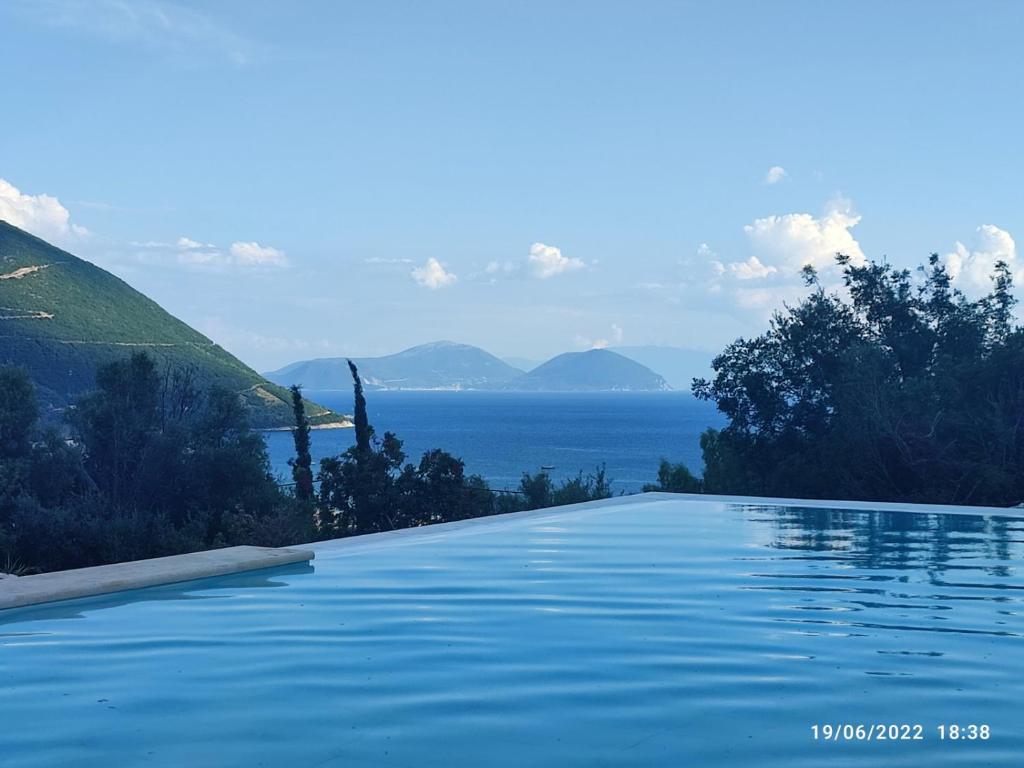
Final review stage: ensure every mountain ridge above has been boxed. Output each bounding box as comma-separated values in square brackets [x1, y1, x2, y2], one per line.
[0, 221, 343, 429]
[267, 341, 524, 391]
[268, 343, 671, 392]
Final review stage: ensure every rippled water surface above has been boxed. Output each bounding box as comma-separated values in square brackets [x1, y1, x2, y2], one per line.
[2, 497, 1023, 767]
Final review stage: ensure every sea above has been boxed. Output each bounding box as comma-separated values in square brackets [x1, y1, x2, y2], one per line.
[263, 391, 725, 494]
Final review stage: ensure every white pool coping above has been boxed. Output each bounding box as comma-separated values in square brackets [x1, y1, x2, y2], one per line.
[303, 491, 1024, 560]
[0, 545, 314, 611]
[670, 492, 1024, 518]
[2, 492, 1019, 611]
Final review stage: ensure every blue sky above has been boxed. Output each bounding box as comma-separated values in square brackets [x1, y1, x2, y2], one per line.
[2, 0, 1022, 370]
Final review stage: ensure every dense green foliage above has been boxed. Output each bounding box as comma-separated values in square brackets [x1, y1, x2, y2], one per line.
[515, 466, 613, 509]
[315, 362, 496, 535]
[0, 221, 337, 428]
[0, 367, 37, 460]
[0, 353, 621, 574]
[643, 459, 702, 493]
[693, 255, 1024, 506]
[312, 362, 615, 536]
[0, 355, 311, 574]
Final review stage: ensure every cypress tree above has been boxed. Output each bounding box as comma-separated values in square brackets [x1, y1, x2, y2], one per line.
[347, 360, 372, 456]
[347, 360, 374, 531]
[288, 384, 314, 502]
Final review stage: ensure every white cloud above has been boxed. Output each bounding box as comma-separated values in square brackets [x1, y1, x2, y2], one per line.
[944, 224, 1020, 296]
[476, 244, 584, 283]
[696, 243, 716, 260]
[480, 260, 518, 284]
[575, 323, 624, 350]
[574, 333, 610, 349]
[763, 166, 788, 185]
[364, 256, 413, 264]
[696, 200, 864, 319]
[0, 178, 88, 242]
[728, 255, 777, 280]
[744, 197, 865, 274]
[485, 260, 516, 275]
[177, 236, 209, 249]
[131, 235, 287, 269]
[411, 257, 457, 289]
[528, 242, 585, 279]
[229, 241, 287, 267]
[173, 236, 221, 264]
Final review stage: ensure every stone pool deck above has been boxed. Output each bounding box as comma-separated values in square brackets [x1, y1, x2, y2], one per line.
[0, 545, 314, 610]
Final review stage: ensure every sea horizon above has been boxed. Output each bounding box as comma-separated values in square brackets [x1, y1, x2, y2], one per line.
[263, 390, 724, 494]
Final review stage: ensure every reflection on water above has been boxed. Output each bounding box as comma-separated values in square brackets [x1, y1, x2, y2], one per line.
[762, 506, 1021, 575]
[0, 499, 1021, 768]
[743, 507, 1023, 642]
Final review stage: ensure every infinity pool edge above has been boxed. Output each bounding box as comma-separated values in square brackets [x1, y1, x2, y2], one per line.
[0, 545, 315, 611]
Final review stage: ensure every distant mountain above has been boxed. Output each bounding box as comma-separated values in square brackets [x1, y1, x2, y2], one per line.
[270, 343, 676, 393]
[0, 221, 342, 429]
[611, 346, 714, 390]
[508, 349, 670, 392]
[501, 356, 542, 372]
[266, 341, 525, 391]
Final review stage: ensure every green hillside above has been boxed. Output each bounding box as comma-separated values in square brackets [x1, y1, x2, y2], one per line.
[0, 221, 343, 429]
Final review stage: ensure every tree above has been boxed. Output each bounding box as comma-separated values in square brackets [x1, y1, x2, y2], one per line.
[70, 352, 161, 508]
[317, 364, 497, 536]
[316, 362, 397, 535]
[515, 465, 613, 510]
[0, 367, 37, 460]
[347, 359, 388, 532]
[289, 384, 314, 502]
[694, 254, 1024, 506]
[0, 351, 311, 573]
[348, 360, 372, 456]
[397, 449, 494, 525]
[643, 459, 702, 493]
[517, 470, 554, 510]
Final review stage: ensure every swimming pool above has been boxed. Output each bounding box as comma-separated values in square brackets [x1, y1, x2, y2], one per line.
[2, 494, 1022, 767]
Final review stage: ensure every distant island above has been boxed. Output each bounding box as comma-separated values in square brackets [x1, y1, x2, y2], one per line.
[507, 349, 670, 392]
[269, 341, 524, 391]
[266, 341, 672, 392]
[0, 222, 345, 429]
[0, 220, 704, 413]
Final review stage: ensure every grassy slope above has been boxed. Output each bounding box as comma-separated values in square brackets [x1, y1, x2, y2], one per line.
[0, 221, 342, 429]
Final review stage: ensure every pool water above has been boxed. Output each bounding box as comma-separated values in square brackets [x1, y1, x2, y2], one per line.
[1, 495, 1022, 767]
